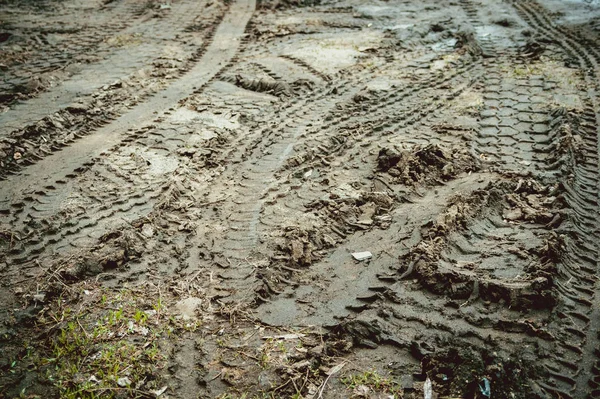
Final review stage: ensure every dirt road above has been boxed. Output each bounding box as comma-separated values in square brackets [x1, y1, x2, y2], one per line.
[1, 0, 600, 397]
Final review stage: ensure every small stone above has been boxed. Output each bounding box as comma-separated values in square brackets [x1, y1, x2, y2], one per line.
[33, 293, 46, 302]
[309, 344, 324, 357]
[151, 386, 168, 397]
[291, 360, 311, 370]
[175, 297, 203, 320]
[400, 374, 414, 390]
[117, 377, 131, 387]
[258, 370, 273, 388]
[352, 251, 372, 261]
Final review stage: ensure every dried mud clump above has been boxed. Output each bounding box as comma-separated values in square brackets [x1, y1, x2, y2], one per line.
[223, 74, 294, 97]
[545, 107, 585, 171]
[274, 192, 395, 267]
[0, 227, 13, 260]
[261, 192, 396, 300]
[377, 144, 477, 186]
[401, 179, 562, 309]
[326, 319, 403, 351]
[314, 191, 395, 231]
[58, 229, 144, 281]
[520, 39, 546, 60]
[176, 132, 229, 169]
[454, 31, 483, 56]
[279, 226, 326, 266]
[421, 340, 546, 399]
[503, 178, 562, 225]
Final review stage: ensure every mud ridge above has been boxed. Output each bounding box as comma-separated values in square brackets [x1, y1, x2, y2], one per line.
[510, 1, 600, 396]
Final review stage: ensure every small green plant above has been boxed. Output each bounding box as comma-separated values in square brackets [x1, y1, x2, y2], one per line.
[154, 297, 164, 312]
[259, 351, 270, 369]
[277, 341, 286, 352]
[133, 309, 148, 325]
[341, 369, 403, 397]
[44, 288, 176, 398]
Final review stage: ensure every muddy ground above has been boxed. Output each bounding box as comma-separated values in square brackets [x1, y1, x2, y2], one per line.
[1, 0, 600, 397]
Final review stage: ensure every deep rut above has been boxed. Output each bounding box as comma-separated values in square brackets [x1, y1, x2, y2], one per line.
[0, 1, 255, 202]
[3, 0, 600, 397]
[0, 0, 255, 279]
[509, 1, 600, 396]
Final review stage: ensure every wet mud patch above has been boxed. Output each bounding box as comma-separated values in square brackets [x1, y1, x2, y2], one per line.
[2, 0, 600, 397]
[420, 339, 547, 399]
[402, 178, 563, 310]
[256, 191, 395, 300]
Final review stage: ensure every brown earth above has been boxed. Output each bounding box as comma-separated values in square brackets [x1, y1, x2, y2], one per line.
[1, 0, 600, 398]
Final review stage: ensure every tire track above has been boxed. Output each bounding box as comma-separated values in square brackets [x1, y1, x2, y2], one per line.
[3, 1, 600, 397]
[279, 55, 332, 82]
[201, 48, 449, 302]
[509, 1, 600, 397]
[258, 2, 573, 395]
[264, 55, 482, 207]
[0, 0, 255, 203]
[3, 43, 334, 285]
[0, 0, 256, 277]
[253, 6, 491, 307]
[281, 53, 481, 167]
[0, 0, 214, 133]
[211, 76, 367, 303]
[257, 74, 483, 313]
[473, 66, 554, 172]
[258, 172, 495, 325]
[0, 0, 147, 105]
[3, 148, 165, 269]
[1, 107, 236, 274]
[0, 0, 229, 177]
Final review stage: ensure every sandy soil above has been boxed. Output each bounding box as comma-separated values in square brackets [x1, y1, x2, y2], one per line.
[1, 0, 600, 398]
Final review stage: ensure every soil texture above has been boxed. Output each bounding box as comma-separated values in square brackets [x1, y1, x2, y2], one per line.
[2, 0, 600, 398]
